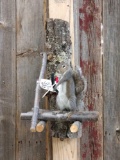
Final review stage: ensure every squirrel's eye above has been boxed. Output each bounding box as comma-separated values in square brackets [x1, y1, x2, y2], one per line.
[62, 65, 66, 68]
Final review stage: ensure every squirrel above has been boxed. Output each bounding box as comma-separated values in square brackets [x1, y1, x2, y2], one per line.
[55, 62, 87, 111]
[55, 62, 77, 111]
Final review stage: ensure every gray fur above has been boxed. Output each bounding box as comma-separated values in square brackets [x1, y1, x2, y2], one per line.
[56, 63, 87, 112]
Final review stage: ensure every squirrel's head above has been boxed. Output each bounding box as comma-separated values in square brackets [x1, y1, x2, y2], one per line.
[57, 61, 71, 74]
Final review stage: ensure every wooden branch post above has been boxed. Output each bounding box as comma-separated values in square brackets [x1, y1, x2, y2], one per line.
[30, 52, 47, 132]
[48, 0, 81, 159]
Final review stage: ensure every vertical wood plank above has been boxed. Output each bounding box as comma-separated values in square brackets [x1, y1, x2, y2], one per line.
[16, 0, 46, 159]
[0, 0, 16, 159]
[53, 138, 78, 160]
[17, 54, 46, 160]
[79, 0, 103, 159]
[49, 0, 70, 22]
[103, 0, 120, 159]
[17, 0, 44, 54]
[48, 0, 80, 160]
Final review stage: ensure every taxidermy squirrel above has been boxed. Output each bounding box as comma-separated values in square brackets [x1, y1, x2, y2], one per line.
[55, 62, 87, 111]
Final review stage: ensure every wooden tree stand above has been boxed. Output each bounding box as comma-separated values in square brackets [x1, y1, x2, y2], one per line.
[21, 1, 99, 160]
[20, 52, 99, 159]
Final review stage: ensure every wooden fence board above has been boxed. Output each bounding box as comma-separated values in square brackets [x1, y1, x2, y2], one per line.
[0, 0, 16, 159]
[53, 138, 78, 160]
[17, 0, 45, 54]
[103, 0, 120, 159]
[16, 54, 46, 160]
[79, 0, 103, 159]
[16, 0, 46, 159]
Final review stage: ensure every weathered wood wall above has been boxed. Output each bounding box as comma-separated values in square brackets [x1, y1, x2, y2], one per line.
[79, 0, 103, 159]
[0, 0, 16, 159]
[1, 0, 120, 159]
[103, 0, 120, 159]
[0, 0, 46, 160]
[16, 0, 46, 159]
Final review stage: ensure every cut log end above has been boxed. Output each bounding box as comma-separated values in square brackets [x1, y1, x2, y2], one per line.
[68, 121, 82, 138]
[36, 121, 46, 132]
[70, 125, 78, 133]
[70, 121, 81, 133]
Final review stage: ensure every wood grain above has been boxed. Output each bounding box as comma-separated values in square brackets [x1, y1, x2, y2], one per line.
[79, 0, 103, 159]
[103, 0, 120, 159]
[16, 0, 46, 159]
[53, 138, 78, 160]
[49, 0, 70, 22]
[17, 0, 45, 54]
[0, 0, 16, 159]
